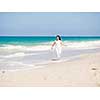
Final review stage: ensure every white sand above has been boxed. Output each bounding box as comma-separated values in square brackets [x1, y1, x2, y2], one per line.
[0, 52, 100, 87]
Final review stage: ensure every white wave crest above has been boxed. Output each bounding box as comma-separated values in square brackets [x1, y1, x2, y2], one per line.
[4, 52, 25, 58]
[64, 40, 100, 50]
[0, 45, 51, 52]
[0, 40, 100, 53]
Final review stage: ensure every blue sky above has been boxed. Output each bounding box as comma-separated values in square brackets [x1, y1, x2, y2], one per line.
[0, 12, 100, 36]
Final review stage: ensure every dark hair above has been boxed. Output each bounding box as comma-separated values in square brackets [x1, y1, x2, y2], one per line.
[56, 35, 61, 40]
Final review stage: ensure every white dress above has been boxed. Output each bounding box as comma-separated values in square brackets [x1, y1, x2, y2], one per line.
[54, 40, 62, 58]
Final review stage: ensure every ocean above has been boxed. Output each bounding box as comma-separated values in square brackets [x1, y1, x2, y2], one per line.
[0, 36, 100, 46]
[0, 36, 100, 70]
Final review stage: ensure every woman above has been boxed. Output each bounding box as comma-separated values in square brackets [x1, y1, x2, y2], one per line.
[51, 35, 63, 59]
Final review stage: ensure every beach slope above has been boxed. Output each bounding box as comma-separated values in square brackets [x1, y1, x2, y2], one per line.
[0, 52, 100, 87]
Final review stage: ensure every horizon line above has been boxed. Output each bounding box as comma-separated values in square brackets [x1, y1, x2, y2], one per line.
[0, 35, 100, 37]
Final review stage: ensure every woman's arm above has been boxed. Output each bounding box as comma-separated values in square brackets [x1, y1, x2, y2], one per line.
[60, 41, 64, 46]
[51, 42, 56, 49]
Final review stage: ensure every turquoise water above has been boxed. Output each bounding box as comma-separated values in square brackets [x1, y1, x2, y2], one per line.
[0, 36, 100, 46]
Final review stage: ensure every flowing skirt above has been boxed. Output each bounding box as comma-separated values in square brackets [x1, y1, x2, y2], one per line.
[55, 46, 62, 58]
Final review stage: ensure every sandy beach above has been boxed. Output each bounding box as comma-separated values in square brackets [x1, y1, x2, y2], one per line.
[0, 52, 100, 87]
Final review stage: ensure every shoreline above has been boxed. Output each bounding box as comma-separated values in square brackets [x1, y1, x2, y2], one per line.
[0, 50, 100, 72]
[0, 51, 100, 86]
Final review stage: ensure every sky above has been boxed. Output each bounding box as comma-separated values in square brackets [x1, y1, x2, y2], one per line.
[0, 12, 100, 36]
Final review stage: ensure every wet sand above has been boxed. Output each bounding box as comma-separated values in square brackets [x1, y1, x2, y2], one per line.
[0, 52, 100, 87]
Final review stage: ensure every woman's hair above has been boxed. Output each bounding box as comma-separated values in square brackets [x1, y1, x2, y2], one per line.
[56, 35, 61, 40]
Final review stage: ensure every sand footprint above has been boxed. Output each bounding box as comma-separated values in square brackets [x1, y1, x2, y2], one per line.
[91, 67, 97, 76]
[0, 70, 7, 81]
[91, 67, 100, 86]
[43, 76, 47, 80]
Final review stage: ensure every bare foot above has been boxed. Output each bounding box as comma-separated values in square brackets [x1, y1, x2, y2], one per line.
[52, 58, 60, 61]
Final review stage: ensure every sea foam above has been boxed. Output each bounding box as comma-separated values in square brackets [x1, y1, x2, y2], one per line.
[64, 40, 100, 50]
[0, 44, 51, 52]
